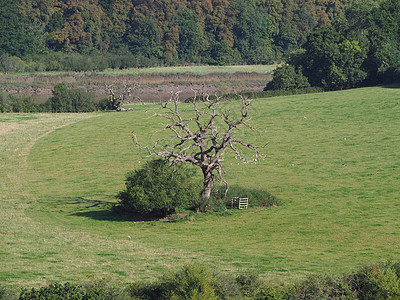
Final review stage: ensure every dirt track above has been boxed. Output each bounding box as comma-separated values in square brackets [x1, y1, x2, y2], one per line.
[0, 72, 272, 103]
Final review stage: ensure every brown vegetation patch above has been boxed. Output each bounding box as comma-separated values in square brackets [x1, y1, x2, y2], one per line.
[0, 72, 272, 103]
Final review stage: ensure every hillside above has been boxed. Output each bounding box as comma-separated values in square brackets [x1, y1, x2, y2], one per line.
[0, 0, 358, 70]
[1, 86, 399, 287]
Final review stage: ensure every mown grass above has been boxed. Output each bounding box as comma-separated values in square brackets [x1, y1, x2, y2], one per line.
[0, 86, 399, 288]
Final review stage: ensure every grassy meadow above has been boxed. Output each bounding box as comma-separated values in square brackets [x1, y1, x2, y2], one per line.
[0, 86, 399, 288]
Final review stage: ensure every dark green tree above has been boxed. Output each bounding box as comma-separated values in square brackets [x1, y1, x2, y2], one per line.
[232, 0, 274, 64]
[47, 82, 97, 113]
[177, 10, 204, 62]
[367, 0, 400, 83]
[296, 25, 367, 90]
[265, 65, 310, 91]
[115, 159, 200, 217]
[0, 0, 38, 56]
[207, 41, 234, 65]
[125, 17, 162, 58]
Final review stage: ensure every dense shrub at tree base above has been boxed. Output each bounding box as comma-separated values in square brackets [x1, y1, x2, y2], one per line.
[200, 185, 279, 212]
[114, 159, 201, 218]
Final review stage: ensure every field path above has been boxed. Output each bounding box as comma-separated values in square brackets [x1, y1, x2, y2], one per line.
[0, 113, 200, 287]
[0, 114, 95, 286]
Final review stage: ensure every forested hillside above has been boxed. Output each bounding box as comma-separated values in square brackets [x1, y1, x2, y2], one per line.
[0, 0, 357, 71]
[267, 0, 400, 90]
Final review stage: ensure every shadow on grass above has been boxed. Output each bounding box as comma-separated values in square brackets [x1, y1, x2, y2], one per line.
[73, 209, 139, 222]
[37, 196, 136, 222]
[73, 209, 170, 222]
[62, 197, 170, 222]
[37, 196, 186, 222]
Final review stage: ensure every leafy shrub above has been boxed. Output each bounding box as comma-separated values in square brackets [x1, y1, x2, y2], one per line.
[0, 93, 42, 113]
[257, 285, 294, 300]
[0, 285, 17, 300]
[295, 274, 355, 299]
[115, 159, 201, 218]
[0, 54, 26, 73]
[212, 272, 242, 299]
[236, 271, 264, 298]
[264, 65, 310, 91]
[208, 185, 279, 211]
[45, 82, 98, 113]
[346, 263, 400, 299]
[161, 264, 218, 299]
[19, 282, 85, 299]
[19, 280, 127, 300]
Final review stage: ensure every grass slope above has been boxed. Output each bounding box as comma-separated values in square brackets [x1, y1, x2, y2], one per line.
[0, 86, 399, 287]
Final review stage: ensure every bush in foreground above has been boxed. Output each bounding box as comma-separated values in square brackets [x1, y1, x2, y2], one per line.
[114, 159, 201, 218]
[18, 279, 130, 300]
[5, 261, 400, 299]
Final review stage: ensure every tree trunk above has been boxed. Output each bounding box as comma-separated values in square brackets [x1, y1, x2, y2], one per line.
[200, 170, 214, 211]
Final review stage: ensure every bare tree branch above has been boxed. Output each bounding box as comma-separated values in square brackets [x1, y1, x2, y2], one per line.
[106, 81, 143, 110]
[133, 92, 264, 209]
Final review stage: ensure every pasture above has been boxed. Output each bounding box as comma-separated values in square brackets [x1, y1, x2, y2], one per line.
[0, 86, 399, 288]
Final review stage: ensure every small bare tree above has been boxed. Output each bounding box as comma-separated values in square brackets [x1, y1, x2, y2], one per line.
[133, 92, 263, 210]
[106, 81, 143, 110]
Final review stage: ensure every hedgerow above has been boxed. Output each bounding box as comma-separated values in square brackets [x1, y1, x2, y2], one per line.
[1, 261, 400, 299]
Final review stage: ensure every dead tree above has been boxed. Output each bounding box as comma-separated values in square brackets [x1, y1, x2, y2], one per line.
[106, 81, 143, 110]
[133, 92, 263, 210]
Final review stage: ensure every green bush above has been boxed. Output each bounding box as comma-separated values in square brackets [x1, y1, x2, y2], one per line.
[0, 54, 26, 73]
[257, 285, 293, 300]
[212, 272, 242, 299]
[161, 264, 218, 299]
[0, 285, 17, 300]
[207, 185, 279, 211]
[45, 82, 98, 113]
[19, 282, 85, 299]
[295, 274, 355, 299]
[18, 280, 128, 300]
[236, 271, 264, 298]
[115, 159, 201, 218]
[0, 93, 42, 113]
[346, 263, 400, 299]
[264, 65, 310, 91]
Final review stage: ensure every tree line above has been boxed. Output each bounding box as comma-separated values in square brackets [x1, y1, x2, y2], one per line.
[267, 0, 400, 91]
[0, 0, 356, 71]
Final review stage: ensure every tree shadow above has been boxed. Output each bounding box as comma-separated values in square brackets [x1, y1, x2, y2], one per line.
[39, 196, 183, 222]
[73, 209, 168, 222]
[64, 197, 169, 222]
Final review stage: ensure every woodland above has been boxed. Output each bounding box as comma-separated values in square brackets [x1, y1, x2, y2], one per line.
[1, 0, 358, 69]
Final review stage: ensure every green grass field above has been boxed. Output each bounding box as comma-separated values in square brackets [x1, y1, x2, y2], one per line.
[1, 86, 399, 288]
